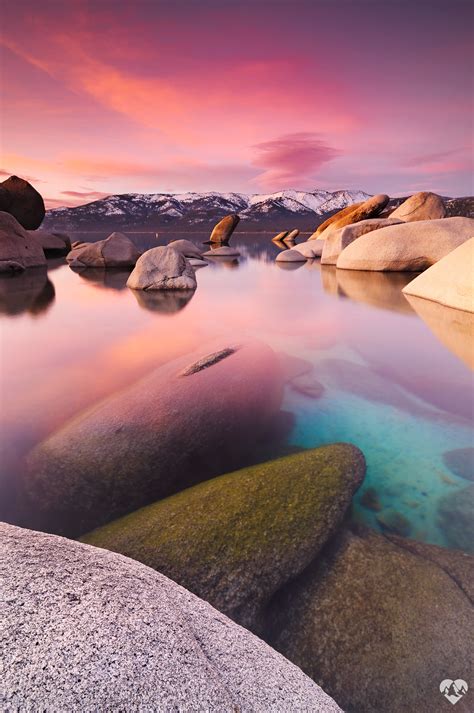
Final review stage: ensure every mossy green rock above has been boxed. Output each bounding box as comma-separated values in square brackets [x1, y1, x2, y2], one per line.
[83, 444, 365, 630]
[265, 526, 474, 713]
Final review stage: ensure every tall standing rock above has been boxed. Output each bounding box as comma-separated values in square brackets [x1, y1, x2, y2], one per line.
[0, 175, 45, 229]
[25, 341, 285, 535]
[209, 214, 240, 243]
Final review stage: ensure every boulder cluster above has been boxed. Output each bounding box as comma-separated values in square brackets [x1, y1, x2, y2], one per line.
[272, 191, 474, 313]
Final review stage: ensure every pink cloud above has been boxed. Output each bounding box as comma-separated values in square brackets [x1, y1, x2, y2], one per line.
[252, 133, 340, 189]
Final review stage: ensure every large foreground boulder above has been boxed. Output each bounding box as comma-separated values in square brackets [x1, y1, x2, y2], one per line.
[0, 211, 46, 272]
[84, 444, 365, 631]
[27, 229, 71, 255]
[67, 232, 141, 268]
[1, 522, 341, 712]
[389, 191, 446, 222]
[402, 238, 474, 312]
[266, 526, 474, 713]
[127, 246, 197, 290]
[0, 175, 45, 229]
[209, 214, 240, 243]
[310, 195, 389, 240]
[337, 217, 474, 271]
[321, 218, 402, 265]
[25, 341, 285, 535]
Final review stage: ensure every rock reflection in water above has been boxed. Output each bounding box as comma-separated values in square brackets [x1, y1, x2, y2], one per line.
[131, 287, 196, 313]
[74, 267, 131, 291]
[0, 268, 55, 317]
[319, 266, 415, 314]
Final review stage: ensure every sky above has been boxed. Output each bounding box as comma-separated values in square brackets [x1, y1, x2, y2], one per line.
[1, 0, 473, 208]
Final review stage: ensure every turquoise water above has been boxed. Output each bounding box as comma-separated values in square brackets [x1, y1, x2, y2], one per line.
[0, 232, 472, 549]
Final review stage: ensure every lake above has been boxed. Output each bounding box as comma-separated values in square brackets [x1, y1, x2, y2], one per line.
[1, 231, 473, 551]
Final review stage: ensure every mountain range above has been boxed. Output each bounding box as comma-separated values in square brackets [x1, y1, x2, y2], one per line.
[43, 188, 373, 232]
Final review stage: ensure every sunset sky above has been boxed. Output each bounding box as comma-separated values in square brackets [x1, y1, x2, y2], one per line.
[1, 0, 473, 208]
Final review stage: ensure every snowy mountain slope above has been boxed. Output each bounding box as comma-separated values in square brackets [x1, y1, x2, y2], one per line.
[44, 188, 372, 231]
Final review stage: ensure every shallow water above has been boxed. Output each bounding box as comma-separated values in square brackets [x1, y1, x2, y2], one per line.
[1, 232, 473, 549]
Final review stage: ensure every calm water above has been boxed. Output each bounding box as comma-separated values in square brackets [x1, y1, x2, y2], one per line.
[1, 232, 473, 550]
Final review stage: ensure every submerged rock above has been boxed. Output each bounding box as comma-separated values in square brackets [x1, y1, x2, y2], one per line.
[0, 175, 45, 229]
[67, 232, 141, 268]
[209, 214, 240, 243]
[376, 508, 411, 537]
[402, 238, 474, 312]
[27, 229, 71, 256]
[438, 485, 474, 553]
[25, 341, 285, 535]
[360, 486, 382, 511]
[2, 522, 341, 712]
[290, 373, 325, 399]
[127, 246, 196, 290]
[337, 217, 474, 271]
[321, 218, 402, 265]
[442, 447, 474, 482]
[83, 444, 365, 631]
[266, 526, 474, 713]
[389, 191, 446, 222]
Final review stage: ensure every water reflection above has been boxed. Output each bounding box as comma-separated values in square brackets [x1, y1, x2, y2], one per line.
[335, 269, 415, 315]
[0, 269, 55, 317]
[73, 267, 131, 291]
[405, 295, 474, 369]
[131, 288, 196, 313]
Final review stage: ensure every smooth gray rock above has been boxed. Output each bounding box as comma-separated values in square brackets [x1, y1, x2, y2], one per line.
[0, 211, 46, 272]
[167, 238, 205, 260]
[275, 249, 307, 263]
[1, 522, 341, 712]
[67, 232, 141, 268]
[321, 218, 402, 265]
[127, 246, 197, 290]
[292, 240, 325, 258]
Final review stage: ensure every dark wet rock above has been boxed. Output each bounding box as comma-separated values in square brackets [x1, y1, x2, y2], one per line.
[2, 522, 341, 712]
[360, 486, 382, 511]
[127, 246, 196, 290]
[25, 341, 285, 536]
[266, 526, 474, 713]
[0, 211, 46, 272]
[131, 287, 196, 313]
[0, 268, 55, 316]
[67, 232, 141, 268]
[376, 508, 411, 537]
[442, 447, 474, 481]
[83, 444, 366, 631]
[438, 485, 474, 553]
[0, 175, 45, 229]
[27, 229, 71, 255]
[209, 214, 240, 243]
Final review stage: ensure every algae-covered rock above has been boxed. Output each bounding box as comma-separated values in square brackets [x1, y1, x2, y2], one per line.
[2, 522, 342, 712]
[25, 341, 285, 536]
[266, 526, 474, 713]
[438, 485, 474, 553]
[83, 444, 365, 631]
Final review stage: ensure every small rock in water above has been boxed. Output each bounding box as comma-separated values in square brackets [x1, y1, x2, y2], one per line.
[442, 447, 474, 482]
[275, 249, 306, 263]
[127, 246, 197, 290]
[376, 508, 411, 536]
[360, 486, 382, 511]
[272, 230, 289, 242]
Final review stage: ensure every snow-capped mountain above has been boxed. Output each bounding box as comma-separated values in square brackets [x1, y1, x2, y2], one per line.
[44, 188, 372, 231]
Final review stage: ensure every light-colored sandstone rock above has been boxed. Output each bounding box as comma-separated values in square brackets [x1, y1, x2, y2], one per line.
[68, 232, 141, 268]
[203, 246, 240, 257]
[309, 202, 364, 239]
[321, 218, 402, 265]
[337, 217, 474, 271]
[318, 194, 390, 240]
[25, 341, 285, 535]
[292, 240, 324, 258]
[1, 522, 341, 712]
[275, 249, 307, 263]
[209, 214, 240, 243]
[402, 238, 474, 312]
[0, 211, 46, 272]
[127, 246, 197, 290]
[167, 238, 205, 260]
[0, 175, 45, 229]
[272, 231, 289, 242]
[283, 228, 299, 242]
[389, 191, 446, 222]
[27, 229, 71, 255]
